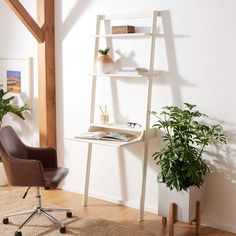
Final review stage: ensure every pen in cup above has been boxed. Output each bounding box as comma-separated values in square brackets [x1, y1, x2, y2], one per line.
[99, 105, 109, 124]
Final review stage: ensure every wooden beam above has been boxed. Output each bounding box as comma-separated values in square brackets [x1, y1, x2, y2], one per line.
[37, 0, 56, 148]
[4, 0, 44, 43]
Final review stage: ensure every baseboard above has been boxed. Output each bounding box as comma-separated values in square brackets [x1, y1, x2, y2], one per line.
[62, 185, 157, 214]
[62, 185, 236, 234]
[202, 219, 236, 234]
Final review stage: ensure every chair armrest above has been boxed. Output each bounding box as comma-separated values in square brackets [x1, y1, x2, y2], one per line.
[4, 157, 45, 186]
[26, 146, 57, 168]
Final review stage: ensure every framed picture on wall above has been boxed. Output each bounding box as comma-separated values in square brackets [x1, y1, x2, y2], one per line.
[0, 57, 33, 109]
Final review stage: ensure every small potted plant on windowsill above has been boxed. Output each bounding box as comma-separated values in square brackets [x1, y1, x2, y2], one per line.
[151, 103, 226, 223]
[0, 84, 28, 186]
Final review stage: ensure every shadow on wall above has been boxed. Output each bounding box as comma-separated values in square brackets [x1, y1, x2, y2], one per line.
[56, 0, 92, 169]
[107, 10, 195, 126]
[104, 10, 194, 202]
[115, 130, 163, 203]
[154, 10, 196, 106]
[205, 119, 236, 182]
[203, 120, 236, 223]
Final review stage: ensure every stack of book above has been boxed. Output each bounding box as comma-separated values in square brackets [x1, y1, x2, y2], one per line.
[117, 67, 148, 75]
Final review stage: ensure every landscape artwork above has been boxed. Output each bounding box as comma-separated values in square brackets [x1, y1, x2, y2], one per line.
[7, 70, 21, 93]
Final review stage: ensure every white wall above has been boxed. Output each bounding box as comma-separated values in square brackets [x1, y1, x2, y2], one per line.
[57, 0, 236, 233]
[0, 0, 38, 145]
[1, 0, 236, 234]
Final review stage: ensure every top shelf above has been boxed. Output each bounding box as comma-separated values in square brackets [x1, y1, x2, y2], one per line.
[100, 11, 161, 20]
[92, 33, 153, 38]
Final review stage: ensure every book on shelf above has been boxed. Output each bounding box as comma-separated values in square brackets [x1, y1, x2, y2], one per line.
[75, 131, 137, 142]
[117, 67, 148, 75]
[112, 25, 135, 34]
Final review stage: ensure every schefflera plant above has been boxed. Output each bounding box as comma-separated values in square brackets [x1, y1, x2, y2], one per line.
[151, 103, 226, 191]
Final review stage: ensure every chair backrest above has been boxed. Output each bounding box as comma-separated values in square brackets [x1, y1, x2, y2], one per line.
[0, 126, 27, 159]
[0, 126, 45, 186]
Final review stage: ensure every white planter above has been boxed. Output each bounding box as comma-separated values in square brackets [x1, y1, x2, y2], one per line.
[158, 183, 203, 223]
[0, 162, 8, 186]
[96, 55, 114, 74]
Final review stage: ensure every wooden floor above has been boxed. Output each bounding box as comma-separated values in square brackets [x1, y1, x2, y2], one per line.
[1, 186, 235, 236]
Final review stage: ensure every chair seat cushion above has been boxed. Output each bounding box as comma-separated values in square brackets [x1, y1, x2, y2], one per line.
[43, 167, 69, 188]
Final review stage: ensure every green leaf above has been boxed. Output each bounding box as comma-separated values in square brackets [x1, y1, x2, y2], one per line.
[98, 47, 110, 55]
[0, 85, 28, 126]
[150, 102, 226, 191]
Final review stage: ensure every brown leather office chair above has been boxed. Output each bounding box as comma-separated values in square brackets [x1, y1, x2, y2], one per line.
[0, 126, 72, 236]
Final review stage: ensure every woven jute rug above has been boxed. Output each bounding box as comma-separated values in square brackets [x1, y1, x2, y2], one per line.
[0, 190, 155, 236]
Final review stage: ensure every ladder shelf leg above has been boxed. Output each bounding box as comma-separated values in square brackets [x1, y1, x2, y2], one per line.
[82, 143, 93, 206]
[139, 10, 158, 222]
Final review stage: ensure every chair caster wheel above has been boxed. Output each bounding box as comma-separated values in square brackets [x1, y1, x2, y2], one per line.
[60, 226, 66, 233]
[3, 217, 9, 224]
[66, 211, 72, 218]
[15, 231, 22, 236]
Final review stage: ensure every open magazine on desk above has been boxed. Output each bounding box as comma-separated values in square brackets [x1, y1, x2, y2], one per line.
[75, 131, 137, 142]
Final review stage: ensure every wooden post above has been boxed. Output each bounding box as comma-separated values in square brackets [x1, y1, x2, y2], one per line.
[5, 0, 56, 148]
[37, 0, 56, 148]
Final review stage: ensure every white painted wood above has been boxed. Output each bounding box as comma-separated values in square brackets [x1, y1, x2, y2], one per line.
[101, 11, 160, 20]
[64, 124, 158, 147]
[92, 33, 153, 38]
[88, 73, 147, 78]
[77, 11, 160, 219]
[82, 143, 93, 206]
[65, 136, 143, 148]
[0, 163, 8, 186]
[90, 123, 144, 132]
[139, 10, 158, 221]
[90, 15, 102, 123]
[65, 124, 145, 147]
[158, 183, 204, 223]
[82, 15, 102, 206]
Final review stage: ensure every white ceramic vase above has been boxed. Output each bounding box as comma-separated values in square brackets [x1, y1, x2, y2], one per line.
[96, 55, 114, 74]
[0, 162, 8, 186]
[158, 183, 204, 223]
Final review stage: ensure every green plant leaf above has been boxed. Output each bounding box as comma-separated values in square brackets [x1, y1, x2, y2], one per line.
[151, 103, 226, 191]
[0, 85, 28, 127]
[98, 47, 110, 55]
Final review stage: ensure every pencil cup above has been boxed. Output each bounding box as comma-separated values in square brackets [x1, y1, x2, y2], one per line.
[100, 114, 109, 124]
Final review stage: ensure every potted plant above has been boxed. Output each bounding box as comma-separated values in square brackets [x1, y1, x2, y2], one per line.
[151, 103, 226, 222]
[0, 84, 28, 186]
[96, 47, 114, 74]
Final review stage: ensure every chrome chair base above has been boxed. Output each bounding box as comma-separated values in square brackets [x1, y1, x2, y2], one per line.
[2, 187, 72, 235]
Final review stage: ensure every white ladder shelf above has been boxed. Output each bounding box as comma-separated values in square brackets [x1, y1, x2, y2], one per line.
[81, 11, 161, 221]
